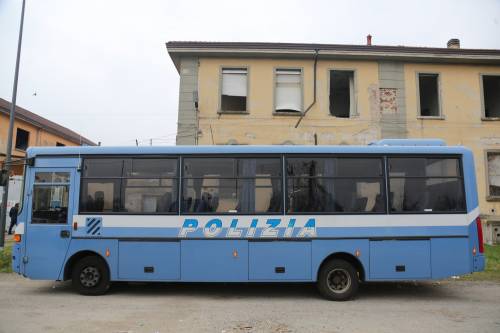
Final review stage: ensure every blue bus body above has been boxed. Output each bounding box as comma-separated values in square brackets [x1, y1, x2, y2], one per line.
[12, 141, 485, 292]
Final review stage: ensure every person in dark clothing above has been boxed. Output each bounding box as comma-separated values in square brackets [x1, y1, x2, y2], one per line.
[8, 203, 19, 235]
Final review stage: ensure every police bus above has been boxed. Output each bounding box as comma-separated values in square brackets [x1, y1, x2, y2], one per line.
[12, 139, 485, 300]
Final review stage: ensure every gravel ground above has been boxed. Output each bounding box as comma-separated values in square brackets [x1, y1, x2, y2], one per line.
[0, 273, 499, 333]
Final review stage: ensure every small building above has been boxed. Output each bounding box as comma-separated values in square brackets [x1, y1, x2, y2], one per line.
[0, 98, 95, 175]
[166, 38, 500, 244]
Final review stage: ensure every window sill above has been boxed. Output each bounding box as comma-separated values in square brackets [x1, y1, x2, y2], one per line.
[14, 148, 27, 153]
[328, 114, 359, 119]
[486, 196, 500, 202]
[417, 116, 445, 120]
[481, 117, 500, 121]
[273, 111, 302, 117]
[217, 110, 249, 115]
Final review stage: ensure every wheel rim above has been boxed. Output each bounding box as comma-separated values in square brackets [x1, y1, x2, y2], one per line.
[79, 266, 101, 288]
[326, 268, 351, 294]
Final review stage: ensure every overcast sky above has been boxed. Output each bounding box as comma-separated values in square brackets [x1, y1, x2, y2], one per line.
[1, 0, 499, 146]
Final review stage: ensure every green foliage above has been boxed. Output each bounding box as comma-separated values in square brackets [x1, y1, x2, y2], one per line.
[0, 242, 12, 273]
[462, 244, 500, 282]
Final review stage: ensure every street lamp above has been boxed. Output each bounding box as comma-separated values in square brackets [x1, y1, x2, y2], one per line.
[0, 0, 27, 248]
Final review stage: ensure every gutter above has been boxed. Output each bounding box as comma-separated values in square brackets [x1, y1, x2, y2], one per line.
[295, 49, 319, 128]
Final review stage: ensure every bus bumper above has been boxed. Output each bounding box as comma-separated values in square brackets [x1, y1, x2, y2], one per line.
[473, 254, 485, 272]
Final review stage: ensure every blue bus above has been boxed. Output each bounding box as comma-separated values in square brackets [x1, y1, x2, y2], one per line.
[11, 139, 485, 300]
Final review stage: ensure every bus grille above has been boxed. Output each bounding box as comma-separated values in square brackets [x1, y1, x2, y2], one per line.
[85, 217, 102, 236]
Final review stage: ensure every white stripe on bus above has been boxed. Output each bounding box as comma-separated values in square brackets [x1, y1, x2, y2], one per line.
[72, 207, 479, 229]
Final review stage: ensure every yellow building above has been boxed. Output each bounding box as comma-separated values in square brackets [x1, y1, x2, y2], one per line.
[167, 39, 500, 244]
[0, 98, 95, 175]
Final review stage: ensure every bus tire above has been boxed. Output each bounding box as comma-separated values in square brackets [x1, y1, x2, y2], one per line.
[71, 256, 110, 296]
[317, 259, 359, 301]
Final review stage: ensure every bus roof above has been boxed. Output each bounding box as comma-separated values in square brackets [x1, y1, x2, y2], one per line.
[26, 144, 472, 157]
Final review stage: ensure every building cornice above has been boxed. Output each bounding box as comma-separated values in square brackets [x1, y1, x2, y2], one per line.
[166, 41, 500, 72]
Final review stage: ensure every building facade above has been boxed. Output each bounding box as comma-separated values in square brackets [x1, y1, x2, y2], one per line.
[0, 98, 95, 175]
[167, 39, 500, 244]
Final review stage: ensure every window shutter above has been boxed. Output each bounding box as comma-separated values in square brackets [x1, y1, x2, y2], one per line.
[222, 69, 247, 97]
[275, 69, 302, 112]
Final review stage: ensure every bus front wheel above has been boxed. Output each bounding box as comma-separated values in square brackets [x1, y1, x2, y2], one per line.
[71, 256, 110, 296]
[317, 259, 359, 301]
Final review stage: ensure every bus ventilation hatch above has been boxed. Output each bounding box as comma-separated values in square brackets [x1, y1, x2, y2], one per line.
[85, 217, 102, 236]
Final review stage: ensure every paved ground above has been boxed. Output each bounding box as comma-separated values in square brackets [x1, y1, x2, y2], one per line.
[0, 274, 499, 333]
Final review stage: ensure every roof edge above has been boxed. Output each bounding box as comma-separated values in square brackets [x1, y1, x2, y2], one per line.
[166, 41, 500, 70]
[0, 98, 96, 146]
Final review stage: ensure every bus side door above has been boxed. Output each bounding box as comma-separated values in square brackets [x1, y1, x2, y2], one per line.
[24, 169, 75, 280]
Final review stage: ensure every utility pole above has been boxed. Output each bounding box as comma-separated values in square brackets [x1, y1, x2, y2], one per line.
[0, 0, 26, 248]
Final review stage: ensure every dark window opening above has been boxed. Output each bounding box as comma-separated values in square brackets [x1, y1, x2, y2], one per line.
[221, 68, 247, 112]
[15, 128, 30, 151]
[418, 74, 440, 117]
[330, 70, 354, 117]
[56, 142, 65, 147]
[483, 75, 500, 118]
[388, 157, 465, 213]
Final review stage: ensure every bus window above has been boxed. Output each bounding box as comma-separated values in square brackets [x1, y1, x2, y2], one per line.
[388, 157, 465, 213]
[32, 172, 70, 224]
[181, 157, 282, 214]
[80, 179, 120, 212]
[79, 158, 179, 214]
[123, 178, 177, 213]
[286, 157, 385, 213]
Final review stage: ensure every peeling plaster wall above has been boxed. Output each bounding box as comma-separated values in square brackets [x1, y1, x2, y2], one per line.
[404, 63, 500, 227]
[196, 58, 380, 145]
[176, 56, 500, 229]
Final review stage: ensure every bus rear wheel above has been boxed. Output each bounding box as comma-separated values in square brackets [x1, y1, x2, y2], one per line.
[317, 259, 359, 301]
[71, 256, 110, 295]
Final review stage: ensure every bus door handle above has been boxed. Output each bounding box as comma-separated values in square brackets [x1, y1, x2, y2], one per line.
[60, 230, 70, 238]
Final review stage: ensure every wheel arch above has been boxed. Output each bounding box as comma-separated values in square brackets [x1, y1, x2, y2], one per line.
[317, 252, 366, 282]
[63, 250, 109, 281]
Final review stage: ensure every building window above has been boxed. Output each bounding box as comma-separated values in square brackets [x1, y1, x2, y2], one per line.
[418, 73, 441, 117]
[286, 157, 385, 213]
[388, 157, 465, 213]
[482, 75, 500, 119]
[15, 128, 30, 151]
[56, 142, 65, 147]
[487, 151, 500, 199]
[275, 69, 302, 113]
[181, 157, 282, 214]
[329, 70, 355, 117]
[220, 68, 247, 112]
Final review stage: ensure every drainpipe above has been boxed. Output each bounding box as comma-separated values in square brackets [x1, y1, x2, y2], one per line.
[295, 49, 319, 128]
